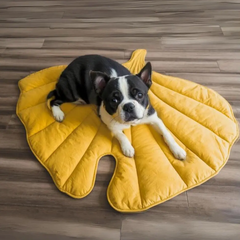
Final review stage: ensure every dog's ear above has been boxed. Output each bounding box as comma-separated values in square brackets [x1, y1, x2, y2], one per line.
[136, 62, 152, 88]
[90, 71, 110, 95]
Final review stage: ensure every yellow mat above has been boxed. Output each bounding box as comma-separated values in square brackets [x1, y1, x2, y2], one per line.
[17, 49, 239, 212]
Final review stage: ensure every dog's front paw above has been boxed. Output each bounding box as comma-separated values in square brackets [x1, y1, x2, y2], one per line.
[121, 142, 135, 158]
[52, 106, 65, 122]
[171, 145, 186, 160]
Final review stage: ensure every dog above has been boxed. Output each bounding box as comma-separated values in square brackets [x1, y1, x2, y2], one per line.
[47, 55, 186, 160]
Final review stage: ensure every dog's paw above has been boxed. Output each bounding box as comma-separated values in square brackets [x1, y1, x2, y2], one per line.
[52, 106, 65, 122]
[171, 145, 186, 160]
[54, 110, 65, 122]
[121, 143, 135, 158]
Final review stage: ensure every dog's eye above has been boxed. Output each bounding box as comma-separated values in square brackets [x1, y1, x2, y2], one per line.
[132, 89, 143, 99]
[112, 98, 118, 103]
[132, 89, 138, 95]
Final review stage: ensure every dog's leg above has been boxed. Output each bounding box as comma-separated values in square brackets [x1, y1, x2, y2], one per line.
[50, 99, 65, 122]
[144, 113, 186, 160]
[112, 130, 135, 158]
[99, 102, 134, 158]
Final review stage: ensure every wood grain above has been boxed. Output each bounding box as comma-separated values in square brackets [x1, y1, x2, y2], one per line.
[0, 0, 239, 239]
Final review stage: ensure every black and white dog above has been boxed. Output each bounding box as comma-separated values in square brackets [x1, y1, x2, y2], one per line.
[47, 55, 186, 160]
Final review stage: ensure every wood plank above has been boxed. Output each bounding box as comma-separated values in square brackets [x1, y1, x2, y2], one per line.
[160, 36, 240, 50]
[0, 96, 18, 113]
[0, 0, 239, 239]
[43, 37, 160, 51]
[0, 22, 52, 28]
[2, 49, 125, 59]
[0, 70, 30, 84]
[217, 60, 240, 73]
[0, 129, 28, 149]
[0, 205, 121, 240]
[0, 57, 125, 71]
[121, 210, 240, 240]
[187, 185, 240, 222]
[0, 26, 223, 38]
[0, 16, 160, 24]
[0, 11, 64, 19]
[221, 26, 240, 36]
[0, 38, 44, 48]
[0, 114, 12, 129]
[125, 49, 240, 61]
[151, 60, 220, 73]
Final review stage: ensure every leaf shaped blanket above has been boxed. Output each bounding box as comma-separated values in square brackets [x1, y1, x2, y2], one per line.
[17, 49, 239, 212]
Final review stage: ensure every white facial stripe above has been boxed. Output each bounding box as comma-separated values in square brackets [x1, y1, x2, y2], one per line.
[117, 76, 146, 122]
[118, 76, 130, 101]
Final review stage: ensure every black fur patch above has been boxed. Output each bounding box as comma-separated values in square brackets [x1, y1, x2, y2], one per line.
[102, 78, 123, 115]
[48, 55, 130, 107]
[147, 104, 155, 116]
[126, 75, 150, 109]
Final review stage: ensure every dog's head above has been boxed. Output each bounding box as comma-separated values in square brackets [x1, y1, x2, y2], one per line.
[90, 62, 152, 124]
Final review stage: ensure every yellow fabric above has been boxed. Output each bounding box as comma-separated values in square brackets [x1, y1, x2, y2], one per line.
[17, 49, 239, 212]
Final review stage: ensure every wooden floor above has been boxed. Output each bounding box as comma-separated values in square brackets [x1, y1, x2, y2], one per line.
[0, 0, 240, 239]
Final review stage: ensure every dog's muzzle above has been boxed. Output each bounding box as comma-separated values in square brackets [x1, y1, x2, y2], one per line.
[123, 103, 139, 122]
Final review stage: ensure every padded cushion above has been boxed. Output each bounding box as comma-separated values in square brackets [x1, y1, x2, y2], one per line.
[17, 49, 239, 212]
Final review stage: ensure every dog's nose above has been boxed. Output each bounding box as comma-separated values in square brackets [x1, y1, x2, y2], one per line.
[123, 103, 135, 113]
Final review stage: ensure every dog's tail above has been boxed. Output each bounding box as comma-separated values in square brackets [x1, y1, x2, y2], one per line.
[47, 89, 57, 99]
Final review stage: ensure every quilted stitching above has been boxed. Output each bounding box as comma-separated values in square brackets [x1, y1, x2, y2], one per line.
[16, 49, 239, 212]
